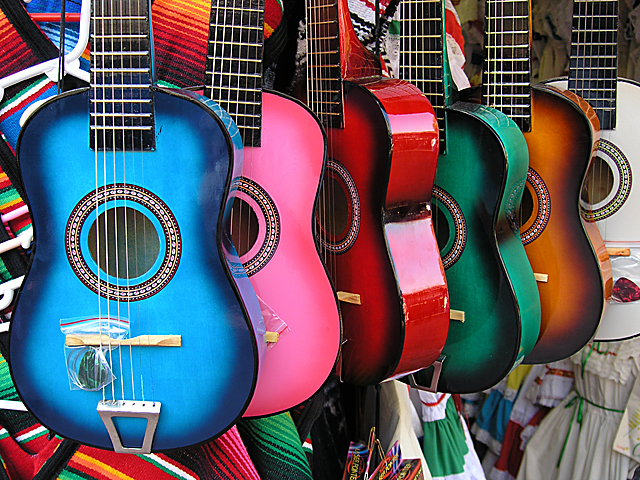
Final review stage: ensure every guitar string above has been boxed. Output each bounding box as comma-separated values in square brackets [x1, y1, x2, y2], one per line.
[307, 0, 320, 279]
[108, 0, 118, 403]
[92, 0, 105, 403]
[142, 0, 154, 404]
[113, 0, 125, 404]
[102, 0, 116, 403]
[123, 0, 134, 402]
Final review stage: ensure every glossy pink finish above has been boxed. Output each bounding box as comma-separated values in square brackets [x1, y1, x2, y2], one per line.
[241, 92, 341, 416]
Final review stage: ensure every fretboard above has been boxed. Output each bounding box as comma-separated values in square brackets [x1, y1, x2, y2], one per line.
[399, 0, 448, 153]
[306, 0, 344, 129]
[568, 0, 618, 130]
[90, 0, 155, 151]
[482, 0, 531, 132]
[205, 0, 264, 147]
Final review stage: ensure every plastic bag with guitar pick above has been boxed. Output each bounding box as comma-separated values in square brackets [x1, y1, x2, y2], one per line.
[610, 252, 640, 303]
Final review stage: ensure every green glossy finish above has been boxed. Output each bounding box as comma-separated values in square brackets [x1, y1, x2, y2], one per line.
[432, 101, 541, 393]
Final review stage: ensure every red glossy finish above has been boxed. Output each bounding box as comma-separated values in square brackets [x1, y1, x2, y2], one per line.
[338, 0, 381, 80]
[308, 0, 449, 386]
[325, 81, 448, 385]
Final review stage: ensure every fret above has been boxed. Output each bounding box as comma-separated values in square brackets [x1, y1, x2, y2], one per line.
[310, 100, 341, 105]
[207, 71, 262, 78]
[310, 111, 341, 116]
[207, 25, 262, 31]
[571, 55, 617, 59]
[487, 30, 529, 35]
[308, 50, 340, 55]
[485, 14, 529, 19]
[308, 20, 335, 26]
[482, 91, 530, 97]
[91, 34, 148, 39]
[207, 41, 262, 49]
[92, 98, 151, 103]
[92, 68, 150, 74]
[91, 126, 153, 131]
[484, 58, 530, 62]
[93, 51, 150, 56]
[308, 3, 338, 8]
[92, 112, 152, 117]
[485, 44, 530, 50]
[91, 15, 147, 20]
[399, 35, 442, 40]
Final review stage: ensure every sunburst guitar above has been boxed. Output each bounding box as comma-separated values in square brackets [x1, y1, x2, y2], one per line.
[546, 0, 634, 342]
[479, 0, 611, 364]
[9, 0, 262, 453]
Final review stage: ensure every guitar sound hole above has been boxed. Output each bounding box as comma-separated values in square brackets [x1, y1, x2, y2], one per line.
[519, 185, 534, 226]
[581, 156, 614, 205]
[229, 197, 259, 257]
[88, 206, 160, 279]
[317, 176, 349, 239]
[433, 204, 450, 252]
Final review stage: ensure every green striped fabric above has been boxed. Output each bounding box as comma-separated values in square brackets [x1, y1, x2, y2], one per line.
[237, 413, 313, 480]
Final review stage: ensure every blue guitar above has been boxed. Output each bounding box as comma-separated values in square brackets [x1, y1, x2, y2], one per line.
[9, 0, 263, 453]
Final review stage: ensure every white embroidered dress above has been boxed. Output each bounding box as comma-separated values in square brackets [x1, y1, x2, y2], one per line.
[516, 337, 640, 480]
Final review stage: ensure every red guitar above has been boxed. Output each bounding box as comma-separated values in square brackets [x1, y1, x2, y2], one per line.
[305, 0, 450, 386]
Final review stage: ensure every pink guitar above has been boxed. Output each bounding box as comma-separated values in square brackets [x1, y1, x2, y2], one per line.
[205, 0, 342, 415]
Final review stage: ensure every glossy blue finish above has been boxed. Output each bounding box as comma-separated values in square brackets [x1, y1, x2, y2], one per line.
[10, 88, 259, 451]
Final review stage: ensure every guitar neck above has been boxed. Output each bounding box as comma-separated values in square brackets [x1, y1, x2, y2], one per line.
[568, 0, 618, 129]
[205, 0, 264, 147]
[306, 0, 344, 129]
[482, 0, 532, 132]
[90, 0, 155, 151]
[398, 0, 449, 153]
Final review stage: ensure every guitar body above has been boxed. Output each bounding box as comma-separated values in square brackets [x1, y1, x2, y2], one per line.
[238, 91, 341, 416]
[547, 78, 640, 341]
[10, 87, 261, 451]
[318, 77, 448, 386]
[426, 101, 540, 393]
[521, 85, 612, 363]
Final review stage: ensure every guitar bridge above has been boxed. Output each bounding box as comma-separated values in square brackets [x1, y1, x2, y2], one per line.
[97, 400, 161, 454]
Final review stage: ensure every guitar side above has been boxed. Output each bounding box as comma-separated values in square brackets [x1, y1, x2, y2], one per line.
[10, 88, 260, 451]
[522, 85, 611, 363]
[239, 91, 342, 417]
[425, 102, 540, 393]
[321, 79, 448, 386]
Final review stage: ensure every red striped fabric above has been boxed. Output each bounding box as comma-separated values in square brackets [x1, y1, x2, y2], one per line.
[151, 0, 210, 88]
[0, 11, 41, 79]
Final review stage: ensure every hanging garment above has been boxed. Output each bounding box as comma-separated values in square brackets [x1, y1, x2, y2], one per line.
[420, 392, 485, 480]
[517, 337, 640, 480]
[488, 360, 574, 480]
[472, 366, 532, 457]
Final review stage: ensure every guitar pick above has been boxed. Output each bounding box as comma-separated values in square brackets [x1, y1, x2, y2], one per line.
[612, 277, 640, 303]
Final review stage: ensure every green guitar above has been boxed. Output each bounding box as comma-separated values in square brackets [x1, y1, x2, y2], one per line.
[398, 0, 541, 393]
